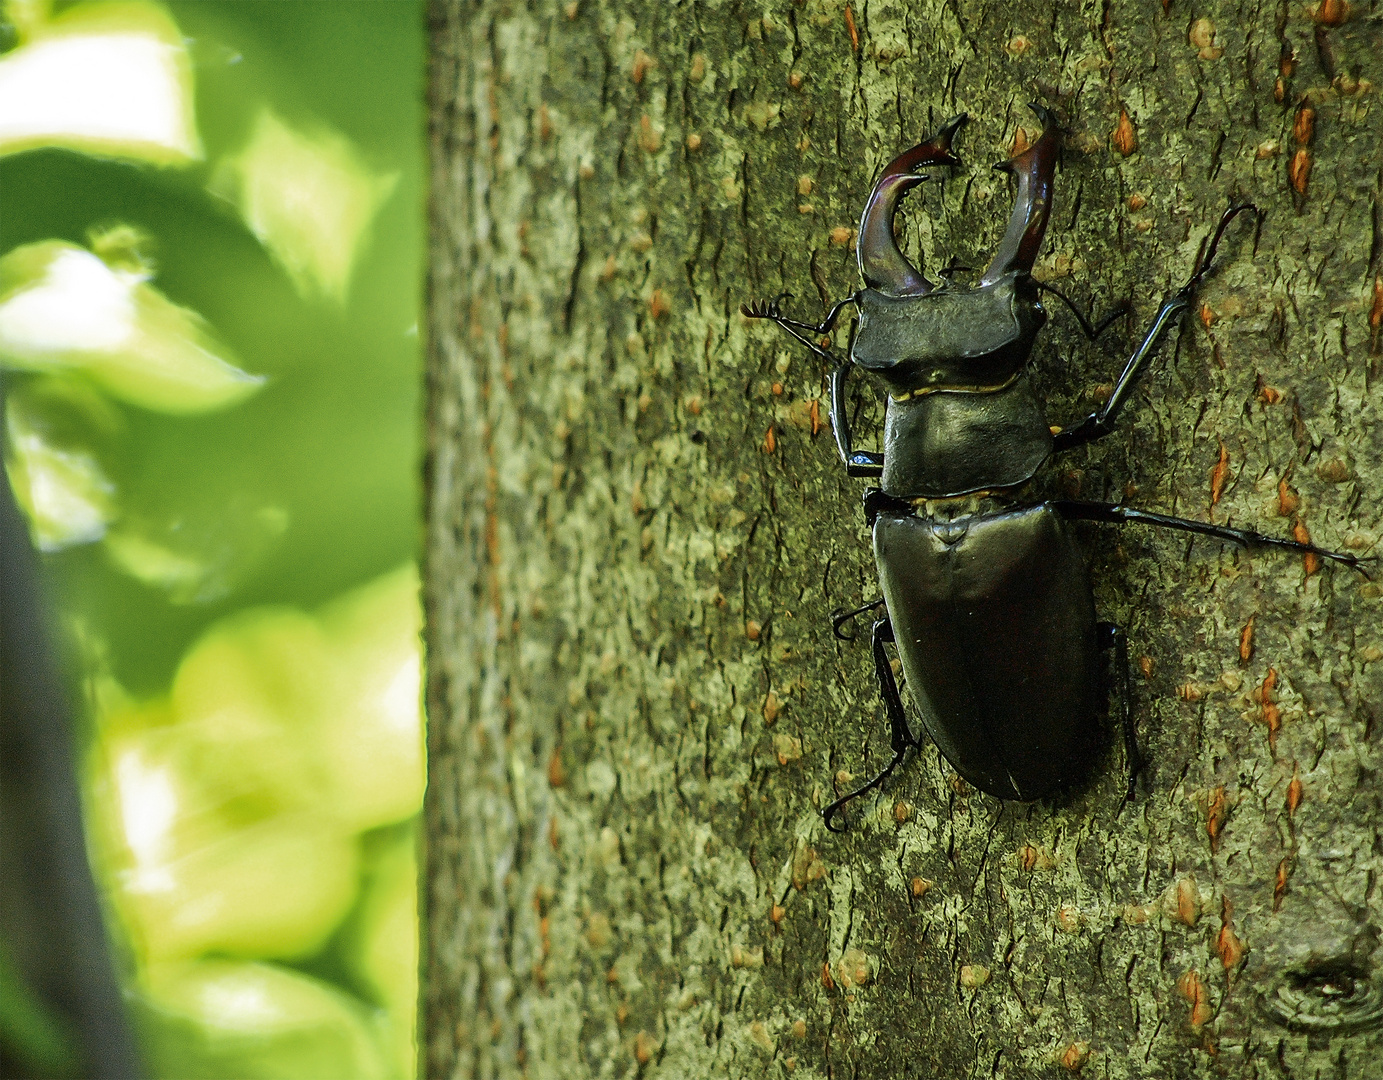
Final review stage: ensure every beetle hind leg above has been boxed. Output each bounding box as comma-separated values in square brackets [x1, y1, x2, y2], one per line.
[822, 616, 920, 833]
[1053, 499, 1367, 572]
[829, 597, 885, 641]
[1098, 622, 1141, 801]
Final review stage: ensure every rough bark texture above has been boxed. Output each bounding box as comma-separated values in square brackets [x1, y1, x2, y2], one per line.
[423, 1, 1383, 1076]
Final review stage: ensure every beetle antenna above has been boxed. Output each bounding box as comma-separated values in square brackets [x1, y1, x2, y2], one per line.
[742, 308, 837, 364]
[741, 291, 861, 338]
[1035, 281, 1130, 342]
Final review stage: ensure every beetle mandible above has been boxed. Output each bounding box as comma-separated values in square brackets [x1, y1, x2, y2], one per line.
[742, 104, 1366, 833]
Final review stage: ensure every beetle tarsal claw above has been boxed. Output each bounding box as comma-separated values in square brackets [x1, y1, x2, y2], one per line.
[820, 745, 911, 832]
[829, 608, 858, 642]
[1185, 202, 1262, 292]
[741, 296, 785, 320]
[830, 597, 886, 641]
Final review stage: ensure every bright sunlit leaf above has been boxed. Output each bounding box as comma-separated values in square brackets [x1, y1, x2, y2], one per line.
[168, 607, 339, 816]
[164, 569, 425, 830]
[210, 107, 398, 303]
[85, 569, 424, 1017]
[4, 385, 117, 550]
[137, 960, 391, 1080]
[0, 0, 200, 164]
[5, 0, 54, 45]
[92, 718, 359, 962]
[122, 813, 360, 961]
[318, 565, 426, 830]
[0, 240, 264, 413]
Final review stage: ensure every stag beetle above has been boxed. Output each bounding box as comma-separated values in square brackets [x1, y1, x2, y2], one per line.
[743, 104, 1365, 833]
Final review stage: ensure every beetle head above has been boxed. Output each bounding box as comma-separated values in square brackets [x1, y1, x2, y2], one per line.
[851, 105, 1060, 394]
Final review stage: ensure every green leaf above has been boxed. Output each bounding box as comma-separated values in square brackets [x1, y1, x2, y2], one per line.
[209, 107, 398, 303]
[0, 240, 264, 413]
[0, 0, 200, 164]
[338, 826, 418, 1080]
[136, 960, 391, 1080]
[4, 384, 117, 550]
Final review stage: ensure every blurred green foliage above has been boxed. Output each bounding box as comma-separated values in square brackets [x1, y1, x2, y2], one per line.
[0, 1, 425, 1076]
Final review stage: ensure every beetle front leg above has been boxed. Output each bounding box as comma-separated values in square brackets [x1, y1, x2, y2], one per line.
[741, 291, 860, 338]
[830, 360, 884, 477]
[1053, 204, 1259, 453]
[822, 616, 920, 833]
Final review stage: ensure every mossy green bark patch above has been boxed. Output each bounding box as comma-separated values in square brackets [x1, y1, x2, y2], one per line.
[425, 1, 1383, 1075]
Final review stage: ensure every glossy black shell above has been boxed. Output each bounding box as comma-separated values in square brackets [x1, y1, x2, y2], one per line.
[854, 272, 1055, 499]
[873, 503, 1102, 800]
[851, 273, 1047, 394]
[879, 374, 1053, 498]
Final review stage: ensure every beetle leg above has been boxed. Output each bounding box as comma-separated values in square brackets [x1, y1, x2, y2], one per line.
[1052, 500, 1369, 573]
[829, 597, 885, 641]
[778, 292, 860, 336]
[862, 487, 913, 527]
[1049, 296, 1191, 451]
[1097, 622, 1141, 801]
[740, 291, 860, 337]
[1051, 203, 1260, 453]
[822, 616, 920, 833]
[830, 360, 884, 477]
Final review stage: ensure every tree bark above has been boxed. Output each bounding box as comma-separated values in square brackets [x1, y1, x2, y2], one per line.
[423, 0, 1383, 1076]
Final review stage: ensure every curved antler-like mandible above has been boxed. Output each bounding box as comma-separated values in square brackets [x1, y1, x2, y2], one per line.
[980, 103, 1060, 286]
[857, 114, 966, 296]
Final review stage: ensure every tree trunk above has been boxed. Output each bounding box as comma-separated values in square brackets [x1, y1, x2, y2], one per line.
[423, 0, 1383, 1075]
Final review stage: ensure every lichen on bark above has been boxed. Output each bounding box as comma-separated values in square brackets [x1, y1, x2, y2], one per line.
[424, 0, 1383, 1076]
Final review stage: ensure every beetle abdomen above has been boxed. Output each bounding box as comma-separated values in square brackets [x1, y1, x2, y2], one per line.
[873, 503, 1101, 800]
